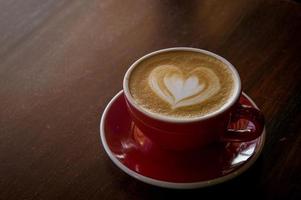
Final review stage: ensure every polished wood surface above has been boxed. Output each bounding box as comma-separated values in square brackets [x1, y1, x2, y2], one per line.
[1, 0, 301, 199]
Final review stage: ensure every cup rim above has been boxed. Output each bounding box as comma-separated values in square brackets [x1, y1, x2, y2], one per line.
[123, 47, 241, 123]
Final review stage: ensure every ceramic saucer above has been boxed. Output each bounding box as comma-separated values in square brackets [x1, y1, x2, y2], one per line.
[100, 90, 266, 189]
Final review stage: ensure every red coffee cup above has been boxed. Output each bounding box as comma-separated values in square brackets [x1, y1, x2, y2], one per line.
[123, 47, 264, 151]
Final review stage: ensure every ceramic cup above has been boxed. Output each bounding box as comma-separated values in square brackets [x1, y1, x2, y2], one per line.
[123, 47, 264, 151]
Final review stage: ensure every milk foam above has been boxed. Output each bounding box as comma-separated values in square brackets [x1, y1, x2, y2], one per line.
[148, 65, 221, 109]
[128, 50, 235, 118]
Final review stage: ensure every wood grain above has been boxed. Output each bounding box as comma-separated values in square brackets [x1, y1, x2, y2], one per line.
[0, 0, 301, 199]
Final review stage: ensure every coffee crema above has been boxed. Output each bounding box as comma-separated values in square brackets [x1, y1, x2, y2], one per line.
[128, 51, 236, 119]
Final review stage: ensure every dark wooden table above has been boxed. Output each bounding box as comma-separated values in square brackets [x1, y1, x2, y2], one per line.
[1, 0, 301, 199]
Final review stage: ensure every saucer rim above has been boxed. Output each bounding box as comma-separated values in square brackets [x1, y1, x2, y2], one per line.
[100, 90, 266, 189]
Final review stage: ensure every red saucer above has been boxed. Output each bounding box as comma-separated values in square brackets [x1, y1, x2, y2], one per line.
[100, 91, 265, 189]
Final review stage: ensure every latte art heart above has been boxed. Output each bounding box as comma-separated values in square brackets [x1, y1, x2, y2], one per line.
[148, 65, 221, 109]
[164, 75, 205, 103]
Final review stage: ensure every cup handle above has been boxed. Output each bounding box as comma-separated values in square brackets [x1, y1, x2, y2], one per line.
[221, 103, 265, 142]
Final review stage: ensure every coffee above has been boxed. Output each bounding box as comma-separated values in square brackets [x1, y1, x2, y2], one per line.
[128, 50, 236, 119]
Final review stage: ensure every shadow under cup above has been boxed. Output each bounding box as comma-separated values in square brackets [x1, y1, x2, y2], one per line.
[123, 48, 264, 151]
